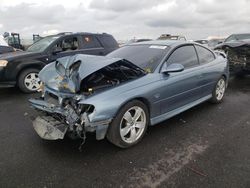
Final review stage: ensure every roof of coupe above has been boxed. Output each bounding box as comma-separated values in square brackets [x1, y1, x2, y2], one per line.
[128, 40, 190, 47]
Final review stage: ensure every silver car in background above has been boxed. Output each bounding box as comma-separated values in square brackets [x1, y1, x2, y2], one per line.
[30, 40, 229, 148]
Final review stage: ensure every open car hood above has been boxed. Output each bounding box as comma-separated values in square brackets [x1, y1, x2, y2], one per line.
[39, 54, 124, 93]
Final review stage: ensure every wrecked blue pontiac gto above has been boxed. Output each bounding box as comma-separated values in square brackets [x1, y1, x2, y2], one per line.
[30, 41, 229, 148]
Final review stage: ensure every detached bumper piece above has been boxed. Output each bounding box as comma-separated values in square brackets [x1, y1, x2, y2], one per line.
[33, 116, 68, 140]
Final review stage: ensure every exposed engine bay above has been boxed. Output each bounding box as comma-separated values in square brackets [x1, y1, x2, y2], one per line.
[80, 60, 145, 95]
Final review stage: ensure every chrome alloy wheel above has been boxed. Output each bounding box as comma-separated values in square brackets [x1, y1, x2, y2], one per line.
[215, 78, 226, 101]
[120, 106, 146, 144]
[24, 72, 41, 91]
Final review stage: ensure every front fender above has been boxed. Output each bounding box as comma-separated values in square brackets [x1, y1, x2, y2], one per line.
[6, 60, 46, 80]
[16, 60, 45, 74]
[76, 74, 161, 124]
[79, 92, 153, 123]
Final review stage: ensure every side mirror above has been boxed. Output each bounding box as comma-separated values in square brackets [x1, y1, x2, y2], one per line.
[161, 63, 184, 73]
[52, 46, 62, 55]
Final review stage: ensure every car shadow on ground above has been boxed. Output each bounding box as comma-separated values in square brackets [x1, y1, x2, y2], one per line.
[34, 100, 213, 161]
[228, 75, 250, 91]
[0, 86, 40, 100]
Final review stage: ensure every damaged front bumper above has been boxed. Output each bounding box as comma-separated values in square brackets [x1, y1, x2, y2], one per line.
[33, 116, 68, 140]
[29, 98, 112, 141]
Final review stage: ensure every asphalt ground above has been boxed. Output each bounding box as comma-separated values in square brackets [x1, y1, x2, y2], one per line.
[0, 77, 250, 188]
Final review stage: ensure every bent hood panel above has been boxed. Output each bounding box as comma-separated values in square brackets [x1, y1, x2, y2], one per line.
[39, 54, 122, 92]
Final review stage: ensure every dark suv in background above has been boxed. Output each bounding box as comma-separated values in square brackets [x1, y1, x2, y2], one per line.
[0, 32, 119, 92]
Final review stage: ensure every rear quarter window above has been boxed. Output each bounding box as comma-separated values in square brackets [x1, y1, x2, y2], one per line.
[82, 35, 102, 48]
[195, 45, 215, 64]
[98, 35, 118, 48]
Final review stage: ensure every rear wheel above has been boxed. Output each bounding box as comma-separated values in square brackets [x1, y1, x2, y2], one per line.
[210, 77, 226, 103]
[107, 100, 149, 148]
[18, 68, 41, 93]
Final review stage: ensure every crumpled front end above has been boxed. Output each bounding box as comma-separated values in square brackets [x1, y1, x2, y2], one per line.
[226, 46, 250, 73]
[215, 42, 250, 74]
[29, 54, 145, 142]
[29, 88, 112, 141]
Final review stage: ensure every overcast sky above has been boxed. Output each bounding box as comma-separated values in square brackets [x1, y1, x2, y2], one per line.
[0, 0, 250, 40]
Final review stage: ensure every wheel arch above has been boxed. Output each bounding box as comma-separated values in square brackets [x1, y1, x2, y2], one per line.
[106, 96, 151, 148]
[221, 74, 227, 80]
[220, 73, 229, 87]
[16, 63, 44, 81]
[133, 97, 151, 116]
[115, 97, 152, 120]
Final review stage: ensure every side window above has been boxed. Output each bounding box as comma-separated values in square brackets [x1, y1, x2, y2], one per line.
[98, 35, 118, 48]
[195, 45, 215, 64]
[167, 45, 199, 68]
[82, 36, 101, 48]
[55, 37, 79, 51]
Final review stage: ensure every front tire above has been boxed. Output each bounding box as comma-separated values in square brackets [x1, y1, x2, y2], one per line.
[18, 68, 41, 93]
[107, 100, 149, 148]
[210, 77, 226, 103]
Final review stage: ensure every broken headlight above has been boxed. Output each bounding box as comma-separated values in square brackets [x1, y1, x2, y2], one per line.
[78, 104, 95, 114]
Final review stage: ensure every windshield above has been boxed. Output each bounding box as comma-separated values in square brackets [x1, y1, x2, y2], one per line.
[107, 44, 168, 72]
[27, 36, 59, 52]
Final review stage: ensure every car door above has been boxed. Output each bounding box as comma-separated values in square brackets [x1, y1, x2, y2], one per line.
[48, 36, 82, 62]
[194, 44, 220, 96]
[78, 35, 105, 56]
[159, 45, 204, 114]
